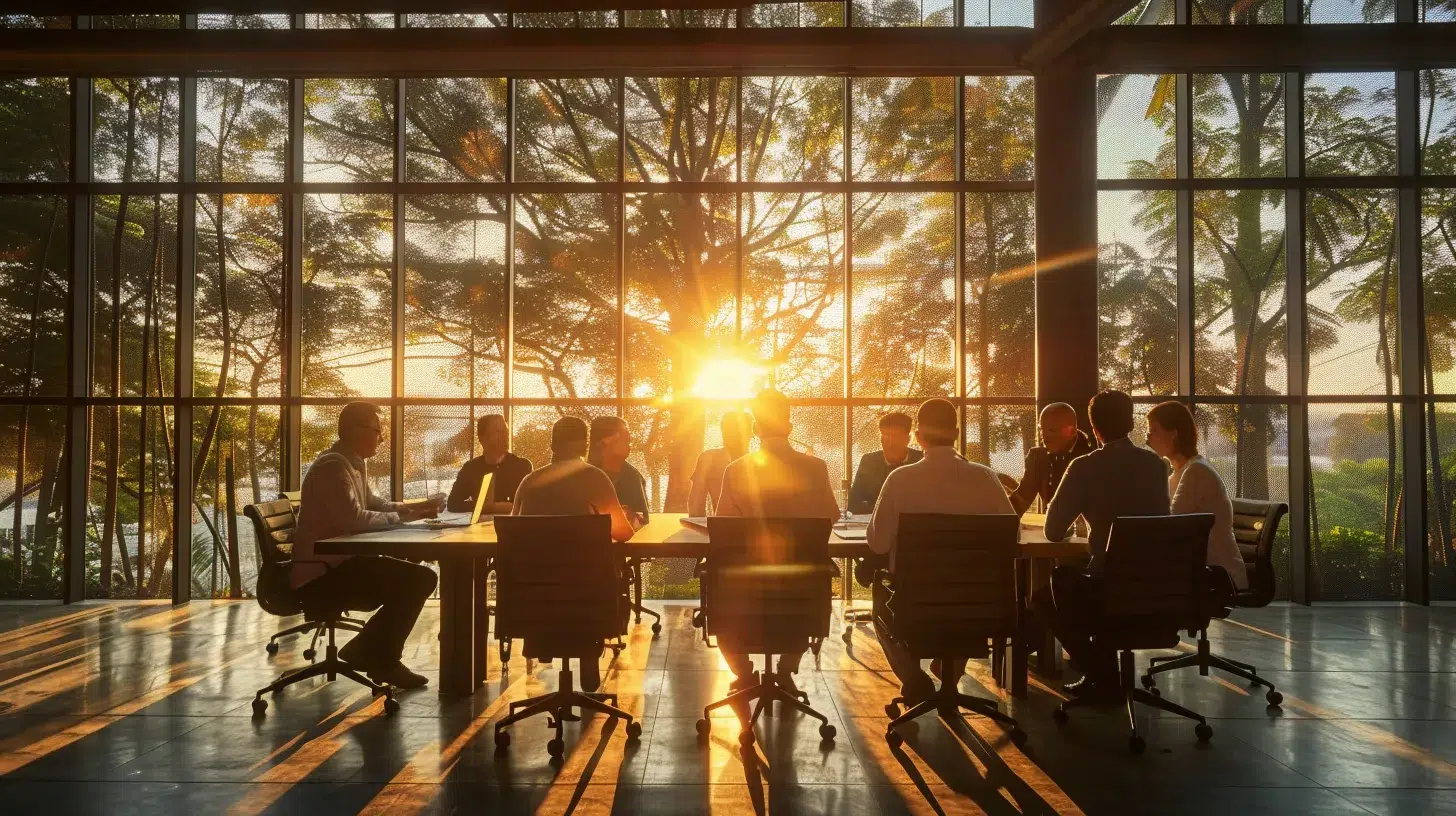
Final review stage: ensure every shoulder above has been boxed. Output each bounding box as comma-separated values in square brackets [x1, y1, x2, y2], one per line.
[857, 451, 878, 466]
[907, 448, 925, 462]
[507, 452, 533, 470]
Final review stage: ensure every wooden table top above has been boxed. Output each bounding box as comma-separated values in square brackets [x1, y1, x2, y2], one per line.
[317, 513, 1090, 562]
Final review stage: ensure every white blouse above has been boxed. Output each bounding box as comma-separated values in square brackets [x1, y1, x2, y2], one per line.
[1169, 455, 1249, 590]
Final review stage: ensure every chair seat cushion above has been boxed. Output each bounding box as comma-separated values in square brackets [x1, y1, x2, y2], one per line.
[1095, 624, 1184, 651]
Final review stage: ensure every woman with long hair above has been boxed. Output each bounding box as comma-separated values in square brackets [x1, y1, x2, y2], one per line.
[1145, 401, 1248, 590]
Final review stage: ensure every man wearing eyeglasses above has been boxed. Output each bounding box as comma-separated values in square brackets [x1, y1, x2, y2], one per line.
[292, 402, 443, 689]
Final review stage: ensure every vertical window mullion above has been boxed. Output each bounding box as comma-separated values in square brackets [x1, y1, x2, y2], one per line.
[954, 74, 966, 455]
[1285, 66, 1311, 605]
[1396, 54, 1428, 603]
[285, 64, 304, 490]
[1176, 72, 1193, 398]
[617, 77, 627, 414]
[842, 76, 853, 497]
[505, 78, 515, 438]
[174, 13, 197, 604]
[392, 77, 406, 502]
[64, 50, 93, 603]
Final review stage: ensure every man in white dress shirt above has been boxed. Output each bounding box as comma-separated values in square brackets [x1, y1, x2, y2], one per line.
[867, 398, 1015, 704]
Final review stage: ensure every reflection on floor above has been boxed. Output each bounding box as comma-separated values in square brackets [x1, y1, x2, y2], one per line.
[0, 600, 1453, 815]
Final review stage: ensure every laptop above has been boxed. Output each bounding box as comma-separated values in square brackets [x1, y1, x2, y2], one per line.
[425, 472, 493, 528]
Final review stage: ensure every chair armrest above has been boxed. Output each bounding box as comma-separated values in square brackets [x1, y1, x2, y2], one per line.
[874, 569, 893, 588]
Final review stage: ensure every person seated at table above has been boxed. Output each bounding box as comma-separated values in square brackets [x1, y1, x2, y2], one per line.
[1002, 402, 1094, 515]
[588, 415, 649, 525]
[292, 402, 443, 689]
[848, 411, 922, 515]
[512, 416, 639, 692]
[714, 388, 841, 693]
[1033, 390, 1170, 697]
[1146, 400, 1248, 591]
[447, 413, 532, 515]
[867, 398, 1014, 705]
[688, 411, 752, 516]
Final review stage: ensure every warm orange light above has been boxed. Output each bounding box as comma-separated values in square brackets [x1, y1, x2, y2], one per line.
[688, 357, 765, 401]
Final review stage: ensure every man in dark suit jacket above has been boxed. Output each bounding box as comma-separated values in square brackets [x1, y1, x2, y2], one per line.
[848, 412, 923, 514]
[1033, 390, 1170, 697]
[447, 414, 533, 515]
[1003, 402, 1093, 514]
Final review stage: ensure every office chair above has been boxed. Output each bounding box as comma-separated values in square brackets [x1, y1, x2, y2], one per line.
[1052, 514, 1216, 754]
[246, 500, 364, 660]
[245, 500, 396, 717]
[696, 517, 838, 751]
[626, 556, 663, 635]
[876, 514, 1025, 749]
[491, 514, 642, 760]
[1142, 500, 1287, 707]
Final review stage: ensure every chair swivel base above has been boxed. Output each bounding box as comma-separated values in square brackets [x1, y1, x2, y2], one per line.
[631, 602, 663, 635]
[696, 665, 836, 751]
[1053, 651, 1212, 754]
[884, 684, 1024, 749]
[493, 668, 641, 760]
[265, 615, 365, 659]
[251, 640, 397, 717]
[1142, 632, 1283, 707]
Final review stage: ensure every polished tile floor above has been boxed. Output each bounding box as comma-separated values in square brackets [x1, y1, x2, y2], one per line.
[0, 599, 1452, 815]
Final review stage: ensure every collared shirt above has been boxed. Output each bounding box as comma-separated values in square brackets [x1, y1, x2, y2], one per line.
[715, 437, 840, 521]
[1171, 455, 1248, 590]
[511, 458, 636, 542]
[848, 448, 925, 514]
[1044, 436, 1171, 571]
[291, 441, 401, 588]
[447, 451, 533, 512]
[866, 446, 1015, 569]
[1007, 430, 1094, 515]
[602, 460, 650, 521]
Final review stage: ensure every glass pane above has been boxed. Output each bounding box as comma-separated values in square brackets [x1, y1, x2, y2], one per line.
[1305, 0, 1392, 23]
[1425, 189, 1456, 395]
[513, 194, 619, 399]
[302, 194, 394, 399]
[304, 14, 394, 28]
[198, 14, 290, 29]
[405, 78, 508, 182]
[0, 15, 69, 28]
[626, 78, 736, 183]
[852, 77, 955, 181]
[1192, 190, 1288, 397]
[510, 405, 620, 479]
[965, 192, 1035, 398]
[0, 196, 68, 398]
[626, 9, 737, 26]
[87, 405, 175, 599]
[303, 78, 396, 183]
[92, 195, 177, 399]
[742, 76, 843, 183]
[403, 404, 503, 501]
[1423, 0, 1456, 21]
[1427, 404, 1456, 600]
[1192, 73, 1285, 178]
[1192, 0, 1282, 22]
[1115, 1, 1176, 24]
[1421, 70, 1456, 176]
[965, 405, 1036, 476]
[852, 0, 954, 26]
[794, 405, 847, 507]
[197, 78, 289, 183]
[1096, 74, 1176, 180]
[403, 195, 508, 399]
[0, 405, 65, 599]
[195, 194, 285, 400]
[1306, 189, 1399, 396]
[513, 12, 618, 27]
[0, 78, 69, 181]
[301, 404, 391, 499]
[747, 3, 846, 25]
[625, 194, 737, 400]
[405, 14, 505, 27]
[1099, 190, 1178, 396]
[964, 76, 1035, 181]
[190, 404, 283, 599]
[742, 192, 845, 398]
[1310, 404, 1403, 601]
[1304, 73, 1397, 177]
[94, 78, 180, 183]
[95, 15, 178, 29]
[851, 192, 955, 398]
[1194, 403, 1291, 598]
[515, 79, 619, 183]
[964, 0, 1035, 26]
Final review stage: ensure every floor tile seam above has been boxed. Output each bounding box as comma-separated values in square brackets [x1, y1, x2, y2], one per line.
[1321, 787, 1393, 815]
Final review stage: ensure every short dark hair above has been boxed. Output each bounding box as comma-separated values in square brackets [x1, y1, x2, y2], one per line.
[1088, 390, 1134, 441]
[551, 416, 590, 460]
[720, 411, 752, 447]
[878, 412, 913, 433]
[1148, 400, 1199, 458]
[476, 413, 505, 436]
[338, 402, 381, 437]
[915, 398, 959, 447]
[751, 388, 792, 438]
[587, 415, 627, 465]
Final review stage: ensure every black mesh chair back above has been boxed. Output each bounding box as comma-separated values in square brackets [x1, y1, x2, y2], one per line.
[493, 514, 624, 658]
[1101, 514, 1216, 635]
[245, 499, 300, 618]
[703, 517, 833, 657]
[890, 513, 1019, 653]
[1231, 499, 1288, 608]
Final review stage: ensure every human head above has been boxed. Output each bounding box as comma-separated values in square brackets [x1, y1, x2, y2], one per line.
[1146, 400, 1198, 460]
[720, 411, 752, 457]
[1087, 390, 1135, 445]
[1038, 402, 1080, 453]
[476, 414, 508, 458]
[551, 416, 590, 462]
[750, 388, 793, 441]
[338, 402, 384, 460]
[914, 398, 959, 449]
[588, 416, 630, 466]
[878, 412, 913, 461]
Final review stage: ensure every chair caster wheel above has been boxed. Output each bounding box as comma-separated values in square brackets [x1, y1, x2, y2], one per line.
[819, 723, 836, 742]
[651, 622, 662, 635]
[265, 641, 279, 655]
[738, 729, 755, 748]
[303, 649, 316, 661]
[384, 697, 400, 715]
[884, 702, 900, 718]
[1140, 675, 1154, 689]
[696, 719, 710, 741]
[547, 738, 565, 759]
[252, 698, 267, 717]
[1195, 723, 1213, 742]
[1129, 735, 1146, 754]
[1266, 690, 1283, 707]
[1010, 728, 1028, 748]
[886, 729, 903, 748]
[1052, 708, 1069, 725]
[495, 730, 510, 750]
[1150, 687, 1162, 697]
[626, 721, 643, 740]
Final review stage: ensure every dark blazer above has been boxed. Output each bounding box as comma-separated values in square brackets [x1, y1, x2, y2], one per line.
[447, 451, 533, 513]
[848, 449, 924, 514]
[1006, 430, 1094, 514]
[1044, 436, 1170, 570]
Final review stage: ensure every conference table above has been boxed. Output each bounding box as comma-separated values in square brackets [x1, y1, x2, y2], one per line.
[318, 513, 1089, 698]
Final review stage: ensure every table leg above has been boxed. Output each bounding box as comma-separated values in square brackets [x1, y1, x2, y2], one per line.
[1031, 558, 1063, 679]
[1012, 558, 1029, 698]
[473, 557, 491, 689]
[438, 555, 475, 697]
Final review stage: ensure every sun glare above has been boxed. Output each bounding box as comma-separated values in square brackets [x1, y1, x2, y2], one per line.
[689, 357, 765, 401]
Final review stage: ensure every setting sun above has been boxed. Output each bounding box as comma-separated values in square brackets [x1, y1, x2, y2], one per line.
[688, 357, 766, 401]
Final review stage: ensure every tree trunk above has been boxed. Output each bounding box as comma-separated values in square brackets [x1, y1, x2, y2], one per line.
[974, 195, 996, 466]
[1426, 341, 1452, 569]
[192, 197, 234, 498]
[225, 449, 243, 598]
[31, 432, 62, 580]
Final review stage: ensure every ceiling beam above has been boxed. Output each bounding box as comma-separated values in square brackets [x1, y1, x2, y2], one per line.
[9, 1, 779, 10]
[1021, 0, 1140, 68]
[1085, 22, 1456, 72]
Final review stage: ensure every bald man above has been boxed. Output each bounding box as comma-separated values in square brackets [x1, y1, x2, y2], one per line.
[1005, 402, 1094, 515]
